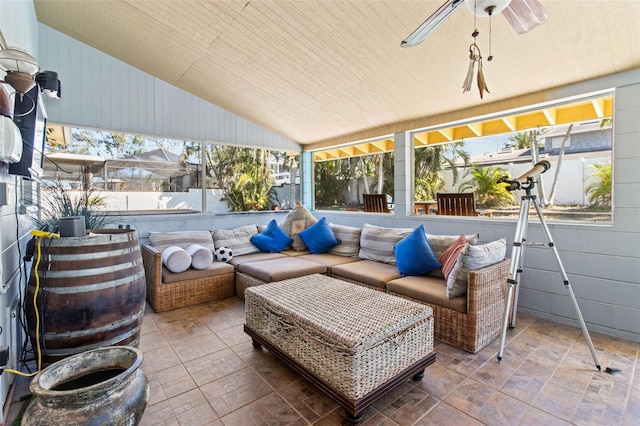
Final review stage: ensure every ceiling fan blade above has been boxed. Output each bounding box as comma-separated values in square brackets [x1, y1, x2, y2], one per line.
[401, 0, 465, 47]
[502, 0, 549, 34]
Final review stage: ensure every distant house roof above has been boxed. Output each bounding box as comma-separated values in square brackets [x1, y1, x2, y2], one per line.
[455, 146, 610, 169]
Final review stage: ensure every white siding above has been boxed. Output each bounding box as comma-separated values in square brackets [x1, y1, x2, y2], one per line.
[37, 24, 300, 152]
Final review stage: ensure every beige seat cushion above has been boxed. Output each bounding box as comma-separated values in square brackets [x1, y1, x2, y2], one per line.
[386, 275, 467, 313]
[238, 257, 327, 282]
[162, 261, 234, 284]
[330, 260, 401, 290]
[298, 253, 360, 273]
[228, 252, 287, 269]
[281, 249, 311, 257]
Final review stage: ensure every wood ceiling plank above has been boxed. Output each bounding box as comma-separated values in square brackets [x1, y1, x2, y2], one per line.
[33, 1, 637, 145]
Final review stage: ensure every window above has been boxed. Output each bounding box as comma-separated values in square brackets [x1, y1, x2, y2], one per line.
[411, 94, 613, 222]
[42, 126, 299, 214]
[313, 136, 394, 211]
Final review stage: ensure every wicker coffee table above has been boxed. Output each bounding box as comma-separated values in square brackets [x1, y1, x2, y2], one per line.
[244, 274, 435, 422]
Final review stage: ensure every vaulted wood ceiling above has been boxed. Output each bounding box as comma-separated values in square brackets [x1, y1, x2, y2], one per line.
[34, 1, 639, 149]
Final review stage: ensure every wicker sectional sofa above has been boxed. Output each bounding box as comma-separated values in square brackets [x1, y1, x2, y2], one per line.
[141, 221, 509, 354]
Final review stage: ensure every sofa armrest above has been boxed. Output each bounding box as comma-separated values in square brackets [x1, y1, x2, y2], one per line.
[465, 259, 510, 349]
[141, 244, 163, 287]
[467, 258, 510, 311]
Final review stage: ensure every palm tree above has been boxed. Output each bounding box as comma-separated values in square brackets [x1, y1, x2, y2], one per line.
[585, 162, 612, 208]
[414, 142, 469, 200]
[205, 145, 274, 211]
[507, 132, 532, 149]
[459, 165, 515, 208]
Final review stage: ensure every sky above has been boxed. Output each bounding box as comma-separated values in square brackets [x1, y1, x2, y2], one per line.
[464, 134, 512, 155]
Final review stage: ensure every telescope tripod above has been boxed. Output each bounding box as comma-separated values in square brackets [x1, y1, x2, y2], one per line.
[497, 180, 603, 371]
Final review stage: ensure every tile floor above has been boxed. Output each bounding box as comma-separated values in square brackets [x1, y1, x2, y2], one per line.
[6, 296, 640, 425]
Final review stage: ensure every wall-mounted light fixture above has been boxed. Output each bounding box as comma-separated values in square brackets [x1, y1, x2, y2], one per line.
[0, 47, 40, 98]
[36, 71, 61, 99]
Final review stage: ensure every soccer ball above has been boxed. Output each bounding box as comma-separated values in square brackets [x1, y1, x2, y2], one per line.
[214, 247, 233, 262]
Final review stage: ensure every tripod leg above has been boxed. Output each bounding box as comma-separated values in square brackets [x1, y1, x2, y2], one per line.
[532, 200, 602, 371]
[510, 283, 520, 328]
[498, 198, 530, 362]
[510, 211, 529, 329]
[498, 284, 514, 362]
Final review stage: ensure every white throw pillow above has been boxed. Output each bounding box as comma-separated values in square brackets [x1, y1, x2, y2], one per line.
[185, 244, 213, 270]
[161, 246, 192, 273]
[446, 238, 507, 299]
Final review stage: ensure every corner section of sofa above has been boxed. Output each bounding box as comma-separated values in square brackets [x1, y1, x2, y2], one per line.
[387, 258, 510, 353]
[141, 244, 235, 313]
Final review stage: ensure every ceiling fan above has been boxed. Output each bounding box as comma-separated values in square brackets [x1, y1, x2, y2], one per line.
[401, 0, 549, 48]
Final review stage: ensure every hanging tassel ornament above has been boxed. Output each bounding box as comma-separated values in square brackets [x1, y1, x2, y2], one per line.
[477, 53, 489, 99]
[462, 43, 480, 94]
[462, 43, 490, 99]
[462, 1, 491, 100]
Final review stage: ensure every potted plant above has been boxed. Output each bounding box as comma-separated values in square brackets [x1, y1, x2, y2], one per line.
[32, 177, 117, 232]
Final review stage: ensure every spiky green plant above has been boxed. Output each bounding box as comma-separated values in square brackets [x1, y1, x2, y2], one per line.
[459, 165, 515, 208]
[32, 179, 115, 232]
[585, 162, 612, 208]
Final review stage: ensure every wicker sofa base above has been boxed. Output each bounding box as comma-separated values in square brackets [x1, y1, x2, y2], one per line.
[141, 244, 236, 312]
[148, 273, 235, 313]
[388, 259, 510, 353]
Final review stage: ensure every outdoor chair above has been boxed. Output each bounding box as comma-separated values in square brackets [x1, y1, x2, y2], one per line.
[363, 194, 393, 213]
[436, 192, 492, 217]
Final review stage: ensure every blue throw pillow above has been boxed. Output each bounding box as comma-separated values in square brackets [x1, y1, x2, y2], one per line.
[250, 220, 294, 253]
[394, 224, 441, 277]
[299, 217, 341, 254]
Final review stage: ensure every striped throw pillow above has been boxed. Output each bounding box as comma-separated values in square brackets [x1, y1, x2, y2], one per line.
[212, 225, 260, 256]
[439, 234, 468, 280]
[446, 238, 507, 299]
[426, 233, 479, 258]
[328, 223, 362, 257]
[358, 223, 412, 264]
[149, 231, 215, 253]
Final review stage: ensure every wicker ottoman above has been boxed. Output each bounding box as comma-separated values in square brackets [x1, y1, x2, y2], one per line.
[244, 274, 435, 422]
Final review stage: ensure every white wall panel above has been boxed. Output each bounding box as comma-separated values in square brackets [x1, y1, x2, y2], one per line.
[614, 132, 640, 158]
[583, 278, 640, 310]
[37, 24, 299, 152]
[583, 229, 640, 257]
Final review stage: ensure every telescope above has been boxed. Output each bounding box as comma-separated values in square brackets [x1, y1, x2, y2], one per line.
[498, 160, 550, 191]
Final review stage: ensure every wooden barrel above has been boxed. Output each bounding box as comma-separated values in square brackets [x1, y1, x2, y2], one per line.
[26, 229, 146, 364]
